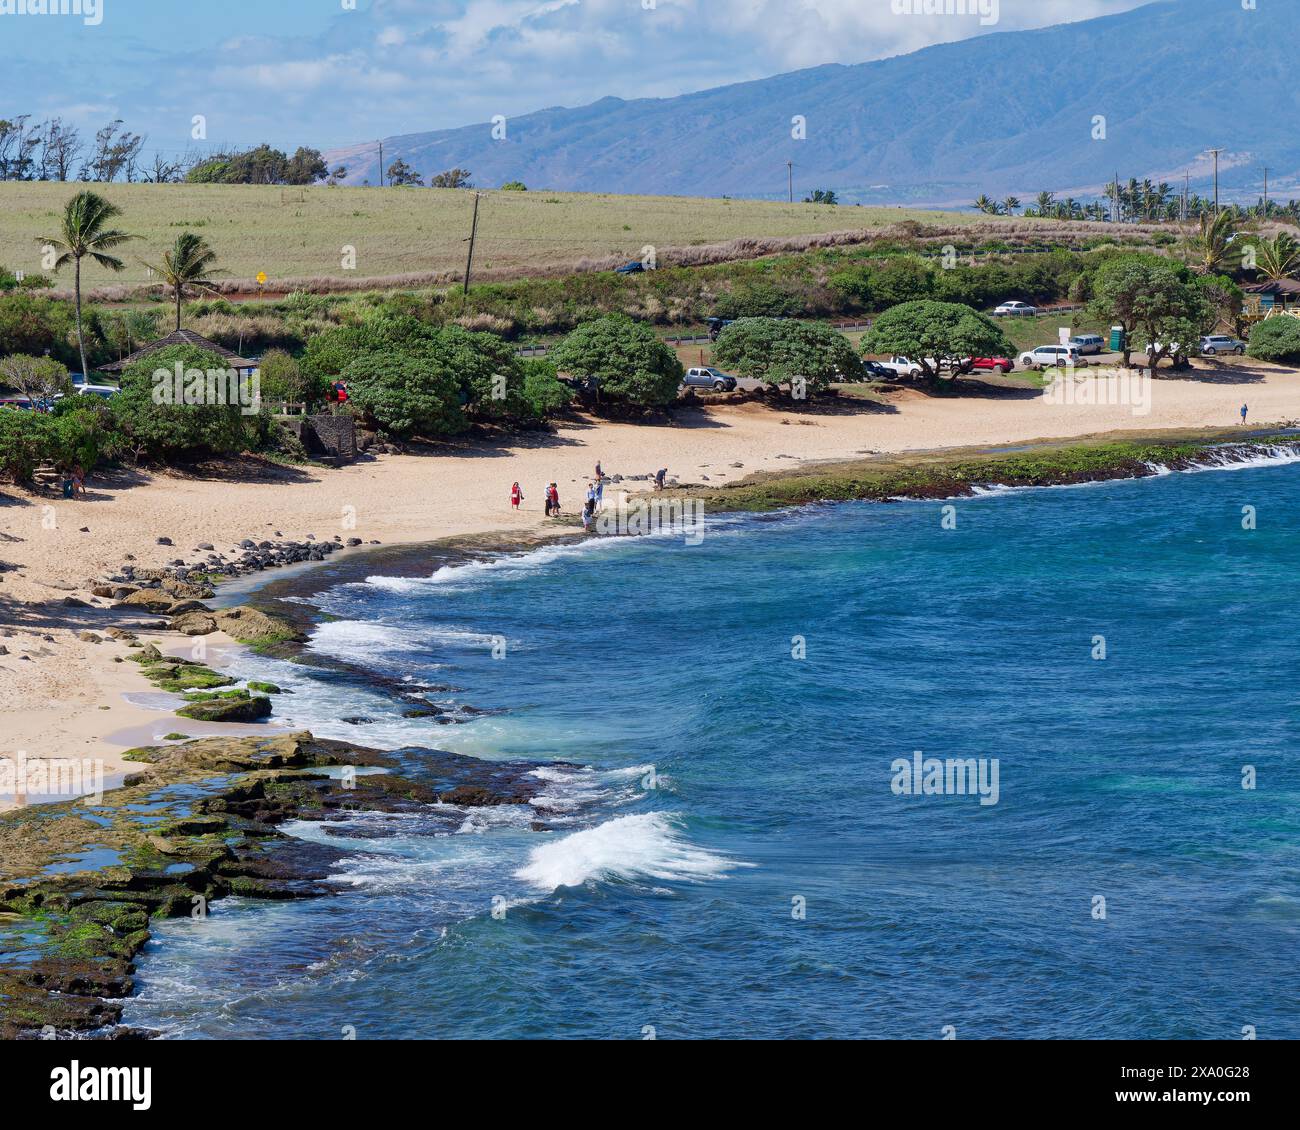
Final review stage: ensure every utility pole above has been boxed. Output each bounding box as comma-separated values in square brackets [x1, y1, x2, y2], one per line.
[378, 140, 384, 187]
[1263, 166, 1269, 217]
[1209, 148, 1222, 214]
[1183, 171, 1189, 222]
[462, 192, 481, 296]
[787, 160, 793, 204]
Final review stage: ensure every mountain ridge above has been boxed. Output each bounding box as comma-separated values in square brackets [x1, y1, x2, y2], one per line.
[325, 0, 1300, 207]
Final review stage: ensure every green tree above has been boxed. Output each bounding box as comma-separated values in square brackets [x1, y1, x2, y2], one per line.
[0, 293, 75, 361]
[256, 348, 308, 405]
[500, 181, 528, 192]
[36, 190, 134, 380]
[1247, 317, 1300, 363]
[341, 353, 464, 438]
[862, 301, 1011, 383]
[549, 314, 683, 407]
[712, 317, 861, 394]
[143, 231, 223, 331]
[521, 358, 571, 419]
[0, 353, 70, 405]
[1249, 233, 1300, 282]
[1089, 255, 1208, 367]
[386, 159, 424, 187]
[1183, 210, 1242, 275]
[431, 168, 473, 189]
[108, 343, 254, 461]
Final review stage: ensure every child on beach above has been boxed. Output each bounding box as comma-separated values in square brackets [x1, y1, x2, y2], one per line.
[1241, 403, 1249, 425]
[548, 483, 561, 517]
[511, 482, 524, 510]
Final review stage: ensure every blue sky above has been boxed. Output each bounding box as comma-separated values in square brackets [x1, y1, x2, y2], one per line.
[0, 0, 1156, 159]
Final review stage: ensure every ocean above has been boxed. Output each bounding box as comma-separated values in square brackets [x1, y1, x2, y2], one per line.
[121, 457, 1300, 1039]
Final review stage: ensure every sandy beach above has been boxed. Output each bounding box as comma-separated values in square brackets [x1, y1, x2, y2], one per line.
[2, 356, 1296, 799]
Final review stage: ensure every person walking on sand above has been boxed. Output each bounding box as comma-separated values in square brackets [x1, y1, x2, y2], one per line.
[548, 483, 561, 517]
[511, 482, 524, 510]
[595, 461, 603, 481]
[655, 468, 667, 491]
[1240, 403, 1249, 425]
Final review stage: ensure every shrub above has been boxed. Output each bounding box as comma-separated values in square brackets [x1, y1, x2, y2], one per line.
[1247, 317, 1300, 363]
[521, 358, 572, 419]
[548, 314, 684, 406]
[713, 317, 862, 393]
[341, 353, 464, 438]
[0, 410, 54, 481]
[257, 348, 309, 404]
[862, 301, 1012, 383]
[108, 344, 258, 461]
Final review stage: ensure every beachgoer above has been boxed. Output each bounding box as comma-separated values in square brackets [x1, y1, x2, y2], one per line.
[595, 461, 603, 480]
[548, 483, 561, 516]
[511, 482, 524, 510]
[71, 465, 87, 500]
[1240, 403, 1248, 425]
[595, 477, 605, 506]
[655, 468, 667, 490]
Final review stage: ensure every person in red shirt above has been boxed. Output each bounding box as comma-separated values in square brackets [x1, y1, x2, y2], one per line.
[511, 482, 524, 510]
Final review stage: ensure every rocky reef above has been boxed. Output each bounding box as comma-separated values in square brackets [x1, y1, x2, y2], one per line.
[0, 731, 551, 1039]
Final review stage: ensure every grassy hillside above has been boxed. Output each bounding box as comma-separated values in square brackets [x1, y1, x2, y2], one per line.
[0, 182, 984, 293]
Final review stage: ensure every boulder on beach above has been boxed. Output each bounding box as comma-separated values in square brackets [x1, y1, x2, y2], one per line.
[171, 612, 219, 637]
[176, 693, 273, 723]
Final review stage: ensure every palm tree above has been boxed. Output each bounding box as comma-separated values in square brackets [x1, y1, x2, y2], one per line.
[143, 232, 224, 330]
[972, 194, 997, 215]
[1001, 196, 1021, 217]
[1035, 191, 1056, 217]
[36, 191, 133, 381]
[1252, 233, 1300, 282]
[1184, 210, 1241, 274]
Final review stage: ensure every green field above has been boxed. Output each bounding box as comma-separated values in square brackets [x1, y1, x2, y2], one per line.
[0, 182, 986, 294]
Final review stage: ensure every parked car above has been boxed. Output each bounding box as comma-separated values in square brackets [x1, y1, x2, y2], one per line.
[706, 317, 736, 341]
[1070, 334, 1105, 355]
[1198, 334, 1246, 356]
[966, 356, 1016, 374]
[615, 261, 645, 275]
[862, 360, 898, 380]
[993, 301, 1039, 317]
[877, 356, 926, 379]
[70, 374, 120, 398]
[682, 366, 737, 392]
[1017, 345, 1089, 370]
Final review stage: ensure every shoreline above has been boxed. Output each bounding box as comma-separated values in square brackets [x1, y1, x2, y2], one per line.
[3, 428, 1300, 1038]
[3, 413, 1299, 793]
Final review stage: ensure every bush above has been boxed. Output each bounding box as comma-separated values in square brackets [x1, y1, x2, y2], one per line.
[548, 314, 684, 407]
[862, 301, 1012, 383]
[713, 317, 862, 393]
[1247, 317, 1300, 363]
[108, 344, 259, 461]
[342, 353, 464, 438]
[0, 410, 54, 482]
[257, 348, 309, 404]
[521, 359, 572, 419]
[0, 293, 76, 363]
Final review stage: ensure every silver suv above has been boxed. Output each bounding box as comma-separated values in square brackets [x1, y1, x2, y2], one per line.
[1199, 335, 1246, 356]
[683, 367, 738, 391]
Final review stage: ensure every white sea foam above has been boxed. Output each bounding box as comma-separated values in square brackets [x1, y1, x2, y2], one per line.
[515, 812, 746, 890]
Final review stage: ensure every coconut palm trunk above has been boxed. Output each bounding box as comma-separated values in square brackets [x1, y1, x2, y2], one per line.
[37, 191, 133, 380]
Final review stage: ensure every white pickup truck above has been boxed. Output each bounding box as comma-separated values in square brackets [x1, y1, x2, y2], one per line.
[877, 356, 927, 379]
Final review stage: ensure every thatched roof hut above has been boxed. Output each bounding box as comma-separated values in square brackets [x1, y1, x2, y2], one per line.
[99, 329, 257, 374]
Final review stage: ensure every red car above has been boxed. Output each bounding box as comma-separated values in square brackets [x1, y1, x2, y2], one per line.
[966, 356, 1016, 375]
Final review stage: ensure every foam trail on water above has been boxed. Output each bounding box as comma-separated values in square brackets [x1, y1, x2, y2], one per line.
[515, 813, 746, 890]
